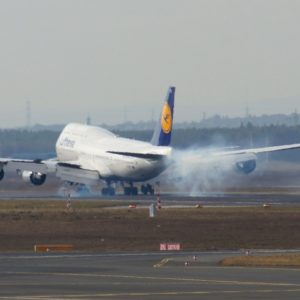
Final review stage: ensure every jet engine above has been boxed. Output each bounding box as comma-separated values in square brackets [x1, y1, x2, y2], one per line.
[0, 169, 4, 181]
[22, 171, 47, 186]
[235, 159, 257, 174]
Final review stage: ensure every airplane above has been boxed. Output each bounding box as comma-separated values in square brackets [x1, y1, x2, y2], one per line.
[0, 87, 175, 196]
[1, 86, 300, 196]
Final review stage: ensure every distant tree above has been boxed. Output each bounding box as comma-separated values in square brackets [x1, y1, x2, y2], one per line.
[1, 125, 300, 161]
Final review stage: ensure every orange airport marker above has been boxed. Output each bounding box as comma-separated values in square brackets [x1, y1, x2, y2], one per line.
[34, 244, 73, 252]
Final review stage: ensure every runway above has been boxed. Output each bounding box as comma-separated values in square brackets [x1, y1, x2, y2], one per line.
[1, 251, 300, 299]
[2, 191, 300, 208]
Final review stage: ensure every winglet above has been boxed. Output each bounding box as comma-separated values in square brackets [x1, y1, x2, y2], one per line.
[151, 87, 175, 146]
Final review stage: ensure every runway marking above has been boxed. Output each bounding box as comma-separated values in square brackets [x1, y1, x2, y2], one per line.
[1, 249, 299, 260]
[0, 251, 206, 260]
[153, 258, 171, 268]
[2, 289, 300, 299]
[3, 271, 300, 288]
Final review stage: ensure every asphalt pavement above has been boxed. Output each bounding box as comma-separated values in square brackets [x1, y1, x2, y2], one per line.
[0, 251, 300, 299]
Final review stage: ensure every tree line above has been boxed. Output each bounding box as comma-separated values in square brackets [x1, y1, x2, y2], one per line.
[1, 124, 300, 161]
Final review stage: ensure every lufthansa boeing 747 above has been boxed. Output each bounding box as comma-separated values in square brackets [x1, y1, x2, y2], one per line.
[1, 87, 300, 195]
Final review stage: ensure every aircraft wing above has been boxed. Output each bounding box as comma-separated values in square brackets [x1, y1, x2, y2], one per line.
[172, 142, 300, 176]
[0, 158, 56, 173]
[214, 143, 300, 156]
[0, 158, 100, 186]
[55, 161, 100, 186]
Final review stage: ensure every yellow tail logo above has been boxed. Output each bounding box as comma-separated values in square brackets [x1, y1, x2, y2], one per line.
[161, 103, 172, 134]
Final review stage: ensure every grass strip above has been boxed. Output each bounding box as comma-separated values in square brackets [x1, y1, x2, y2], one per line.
[220, 254, 300, 267]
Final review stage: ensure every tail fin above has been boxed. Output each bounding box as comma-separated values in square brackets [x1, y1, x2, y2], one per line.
[151, 87, 175, 146]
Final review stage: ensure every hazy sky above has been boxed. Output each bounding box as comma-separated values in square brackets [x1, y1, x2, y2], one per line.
[1, 0, 300, 128]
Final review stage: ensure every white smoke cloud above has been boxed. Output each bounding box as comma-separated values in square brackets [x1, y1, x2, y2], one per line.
[164, 146, 255, 196]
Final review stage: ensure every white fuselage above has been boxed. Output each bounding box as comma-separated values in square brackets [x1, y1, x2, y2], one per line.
[55, 123, 172, 182]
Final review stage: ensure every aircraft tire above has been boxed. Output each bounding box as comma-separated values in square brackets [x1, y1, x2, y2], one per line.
[124, 186, 138, 196]
[141, 185, 147, 195]
[102, 187, 115, 196]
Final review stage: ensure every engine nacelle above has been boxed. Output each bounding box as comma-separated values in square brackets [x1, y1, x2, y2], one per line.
[0, 169, 4, 181]
[235, 159, 257, 174]
[22, 171, 47, 186]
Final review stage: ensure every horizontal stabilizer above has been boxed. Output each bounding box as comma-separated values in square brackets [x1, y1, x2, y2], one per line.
[107, 151, 165, 160]
[57, 162, 81, 169]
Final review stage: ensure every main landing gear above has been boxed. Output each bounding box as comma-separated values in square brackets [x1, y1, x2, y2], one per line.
[123, 183, 154, 196]
[101, 181, 116, 196]
[101, 182, 137, 196]
[101, 182, 155, 196]
[101, 186, 116, 196]
[140, 184, 154, 195]
[123, 183, 138, 196]
[63, 182, 91, 196]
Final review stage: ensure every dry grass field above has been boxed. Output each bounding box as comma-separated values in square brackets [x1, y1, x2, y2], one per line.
[0, 200, 300, 252]
[220, 254, 300, 267]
